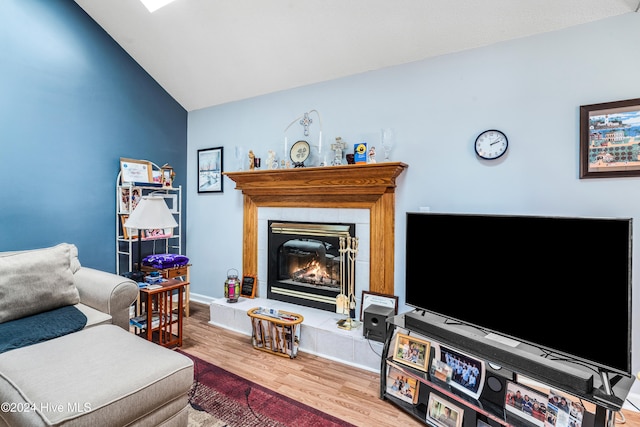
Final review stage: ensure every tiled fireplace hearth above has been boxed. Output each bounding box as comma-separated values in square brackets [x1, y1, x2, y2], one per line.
[211, 163, 407, 370]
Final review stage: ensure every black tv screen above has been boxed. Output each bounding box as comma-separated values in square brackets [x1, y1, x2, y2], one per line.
[405, 212, 632, 377]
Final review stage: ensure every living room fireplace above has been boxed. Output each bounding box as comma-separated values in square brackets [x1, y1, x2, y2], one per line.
[267, 220, 356, 312]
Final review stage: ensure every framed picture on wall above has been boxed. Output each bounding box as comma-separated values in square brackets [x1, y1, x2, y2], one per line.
[579, 97, 640, 178]
[198, 147, 224, 193]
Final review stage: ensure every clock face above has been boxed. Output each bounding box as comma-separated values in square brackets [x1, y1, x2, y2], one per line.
[475, 130, 508, 160]
[290, 140, 310, 165]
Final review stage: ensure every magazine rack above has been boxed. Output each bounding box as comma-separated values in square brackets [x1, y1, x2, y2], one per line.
[247, 308, 303, 358]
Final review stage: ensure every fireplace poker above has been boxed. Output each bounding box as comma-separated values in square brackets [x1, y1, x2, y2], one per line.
[336, 237, 349, 314]
[348, 237, 358, 319]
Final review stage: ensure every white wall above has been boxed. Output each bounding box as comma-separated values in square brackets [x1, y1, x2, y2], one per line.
[187, 12, 640, 393]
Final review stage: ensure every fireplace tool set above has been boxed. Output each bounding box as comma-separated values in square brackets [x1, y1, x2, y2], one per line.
[337, 236, 360, 330]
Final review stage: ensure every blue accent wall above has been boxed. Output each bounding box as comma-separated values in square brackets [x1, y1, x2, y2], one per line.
[0, 0, 187, 271]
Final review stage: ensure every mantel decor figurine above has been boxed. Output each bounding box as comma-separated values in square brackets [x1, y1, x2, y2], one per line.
[248, 150, 255, 171]
[331, 137, 347, 166]
[283, 109, 323, 167]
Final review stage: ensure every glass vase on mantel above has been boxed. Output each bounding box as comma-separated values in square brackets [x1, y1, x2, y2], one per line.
[381, 128, 395, 162]
[312, 144, 330, 167]
[235, 145, 245, 171]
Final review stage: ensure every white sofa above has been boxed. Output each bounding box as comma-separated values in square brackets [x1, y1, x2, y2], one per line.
[0, 243, 194, 426]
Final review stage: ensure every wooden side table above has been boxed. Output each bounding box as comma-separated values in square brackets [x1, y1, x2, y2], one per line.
[132, 279, 187, 348]
[247, 307, 304, 358]
[140, 264, 191, 316]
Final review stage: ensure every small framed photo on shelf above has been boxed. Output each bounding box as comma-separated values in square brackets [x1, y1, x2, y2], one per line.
[118, 187, 131, 213]
[504, 380, 548, 427]
[240, 274, 257, 298]
[547, 388, 584, 427]
[426, 394, 464, 427]
[392, 333, 431, 372]
[120, 215, 138, 240]
[579, 97, 640, 179]
[430, 358, 453, 383]
[386, 365, 419, 405]
[118, 186, 142, 214]
[436, 345, 485, 400]
[143, 228, 173, 239]
[160, 163, 174, 188]
[120, 158, 153, 184]
[152, 170, 162, 185]
[197, 146, 223, 193]
[359, 290, 398, 322]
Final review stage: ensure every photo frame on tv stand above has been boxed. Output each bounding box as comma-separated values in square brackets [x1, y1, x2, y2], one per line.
[437, 344, 485, 400]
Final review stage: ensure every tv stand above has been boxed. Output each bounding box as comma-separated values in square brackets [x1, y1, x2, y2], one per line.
[381, 312, 634, 427]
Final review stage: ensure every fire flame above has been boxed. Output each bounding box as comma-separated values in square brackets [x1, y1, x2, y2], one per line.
[292, 259, 331, 284]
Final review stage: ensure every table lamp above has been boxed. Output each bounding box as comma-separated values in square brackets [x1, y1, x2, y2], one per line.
[124, 196, 178, 273]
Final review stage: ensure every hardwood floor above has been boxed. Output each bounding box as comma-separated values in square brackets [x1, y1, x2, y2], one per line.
[180, 302, 640, 427]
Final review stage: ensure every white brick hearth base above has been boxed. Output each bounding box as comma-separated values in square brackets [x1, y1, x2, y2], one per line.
[209, 297, 384, 372]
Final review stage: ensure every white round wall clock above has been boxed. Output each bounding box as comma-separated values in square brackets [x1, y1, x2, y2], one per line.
[474, 130, 508, 160]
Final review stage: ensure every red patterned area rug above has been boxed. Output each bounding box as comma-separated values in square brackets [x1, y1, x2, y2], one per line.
[181, 351, 357, 427]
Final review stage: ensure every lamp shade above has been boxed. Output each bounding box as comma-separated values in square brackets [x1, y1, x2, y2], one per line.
[124, 196, 177, 230]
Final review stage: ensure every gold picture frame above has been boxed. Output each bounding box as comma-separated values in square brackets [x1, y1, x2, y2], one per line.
[120, 157, 153, 183]
[120, 215, 138, 240]
[392, 333, 431, 372]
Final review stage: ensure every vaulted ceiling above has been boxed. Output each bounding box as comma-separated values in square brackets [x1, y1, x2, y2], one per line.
[74, 0, 638, 111]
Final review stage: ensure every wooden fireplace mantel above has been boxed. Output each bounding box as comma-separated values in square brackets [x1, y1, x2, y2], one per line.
[224, 162, 408, 296]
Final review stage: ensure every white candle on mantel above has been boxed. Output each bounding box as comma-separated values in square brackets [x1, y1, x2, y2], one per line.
[318, 131, 322, 153]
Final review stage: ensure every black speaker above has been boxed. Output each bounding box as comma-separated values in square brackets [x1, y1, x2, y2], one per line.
[480, 363, 515, 408]
[363, 304, 394, 343]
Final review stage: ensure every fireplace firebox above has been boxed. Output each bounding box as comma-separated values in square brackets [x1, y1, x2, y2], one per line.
[268, 220, 356, 312]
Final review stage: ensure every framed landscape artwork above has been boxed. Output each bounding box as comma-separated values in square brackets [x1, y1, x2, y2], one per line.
[580, 97, 640, 178]
[198, 147, 223, 193]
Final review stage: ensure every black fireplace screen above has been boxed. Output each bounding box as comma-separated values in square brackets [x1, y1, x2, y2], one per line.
[268, 221, 355, 312]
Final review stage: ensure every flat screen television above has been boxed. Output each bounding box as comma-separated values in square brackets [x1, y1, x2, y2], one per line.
[405, 212, 632, 378]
